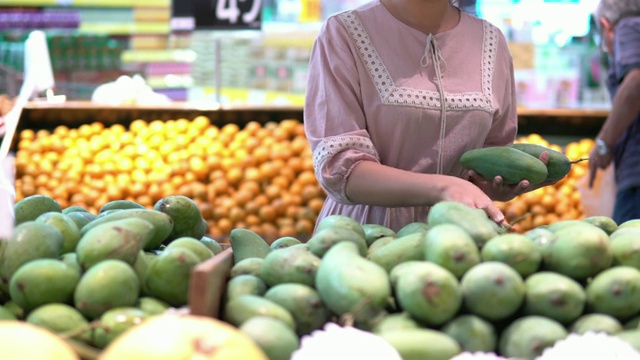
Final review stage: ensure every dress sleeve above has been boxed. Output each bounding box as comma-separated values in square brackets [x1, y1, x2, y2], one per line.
[614, 17, 640, 83]
[483, 24, 518, 147]
[303, 15, 380, 204]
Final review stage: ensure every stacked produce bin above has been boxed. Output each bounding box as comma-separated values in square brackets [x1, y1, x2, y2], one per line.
[4, 103, 639, 360]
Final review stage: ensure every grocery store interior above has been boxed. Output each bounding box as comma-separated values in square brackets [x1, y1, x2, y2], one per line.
[1, 0, 637, 359]
[0, 0, 612, 231]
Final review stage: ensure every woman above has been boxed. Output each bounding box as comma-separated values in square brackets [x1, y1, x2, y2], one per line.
[304, 0, 549, 232]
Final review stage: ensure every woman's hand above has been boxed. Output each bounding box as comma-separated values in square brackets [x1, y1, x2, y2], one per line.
[440, 176, 507, 226]
[468, 150, 554, 202]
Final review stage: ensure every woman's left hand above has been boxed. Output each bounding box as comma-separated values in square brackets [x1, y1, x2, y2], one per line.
[467, 150, 554, 202]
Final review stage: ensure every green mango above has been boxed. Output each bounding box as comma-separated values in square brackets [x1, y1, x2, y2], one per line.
[165, 237, 214, 262]
[361, 224, 397, 246]
[546, 219, 587, 233]
[62, 206, 90, 214]
[315, 214, 366, 240]
[396, 222, 430, 238]
[370, 312, 420, 334]
[481, 233, 541, 277]
[616, 330, 640, 353]
[611, 230, 640, 269]
[14, 195, 62, 226]
[224, 294, 296, 330]
[66, 211, 97, 231]
[26, 303, 92, 344]
[133, 251, 151, 296]
[368, 232, 427, 273]
[586, 266, 640, 321]
[145, 248, 200, 307]
[2, 301, 24, 320]
[153, 195, 205, 243]
[230, 258, 264, 279]
[499, 316, 568, 360]
[619, 219, 640, 230]
[583, 215, 618, 235]
[379, 328, 461, 360]
[79, 208, 174, 251]
[366, 236, 396, 259]
[269, 236, 302, 250]
[315, 241, 391, 324]
[93, 307, 148, 349]
[307, 226, 367, 258]
[76, 218, 152, 271]
[35, 212, 82, 254]
[523, 227, 554, 250]
[225, 274, 268, 301]
[571, 313, 623, 335]
[135, 297, 171, 316]
[200, 236, 223, 255]
[9, 259, 81, 311]
[427, 201, 499, 248]
[74, 259, 140, 320]
[524, 271, 586, 324]
[59, 252, 82, 274]
[261, 244, 321, 287]
[393, 261, 462, 326]
[0, 305, 16, 320]
[99, 200, 145, 213]
[229, 228, 271, 264]
[460, 261, 525, 321]
[0, 221, 63, 292]
[442, 315, 497, 353]
[423, 223, 481, 278]
[264, 283, 330, 336]
[239, 316, 300, 360]
[542, 222, 612, 281]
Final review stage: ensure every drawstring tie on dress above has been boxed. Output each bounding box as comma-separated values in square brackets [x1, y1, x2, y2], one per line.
[420, 34, 448, 175]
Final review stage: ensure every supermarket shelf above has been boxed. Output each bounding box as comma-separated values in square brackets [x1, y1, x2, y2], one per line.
[0, 0, 169, 7]
[78, 22, 170, 35]
[121, 49, 197, 64]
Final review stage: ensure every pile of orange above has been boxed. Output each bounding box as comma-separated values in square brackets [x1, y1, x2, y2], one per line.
[13, 117, 326, 240]
[494, 134, 594, 233]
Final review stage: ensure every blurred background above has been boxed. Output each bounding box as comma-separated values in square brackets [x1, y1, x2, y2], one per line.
[0, 0, 609, 109]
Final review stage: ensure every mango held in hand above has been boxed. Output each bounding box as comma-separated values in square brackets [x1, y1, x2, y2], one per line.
[459, 146, 548, 185]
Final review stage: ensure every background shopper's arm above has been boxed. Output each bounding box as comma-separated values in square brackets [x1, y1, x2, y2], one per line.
[597, 68, 640, 147]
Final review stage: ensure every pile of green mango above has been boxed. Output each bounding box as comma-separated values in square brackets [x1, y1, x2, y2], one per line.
[223, 200, 640, 360]
[0, 194, 223, 351]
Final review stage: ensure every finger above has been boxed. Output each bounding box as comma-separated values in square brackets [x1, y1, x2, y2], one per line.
[538, 151, 549, 165]
[483, 203, 506, 224]
[588, 169, 597, 188]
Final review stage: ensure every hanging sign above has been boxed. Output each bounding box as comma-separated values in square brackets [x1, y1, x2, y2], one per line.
[172, 0, 262, 31]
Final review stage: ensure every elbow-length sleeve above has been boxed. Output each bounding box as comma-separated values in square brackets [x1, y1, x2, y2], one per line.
[483, 27, 518, 147]
[303, 16, 380, 204]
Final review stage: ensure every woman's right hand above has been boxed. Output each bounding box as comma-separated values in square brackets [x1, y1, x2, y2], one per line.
[440, 177, 507, 225]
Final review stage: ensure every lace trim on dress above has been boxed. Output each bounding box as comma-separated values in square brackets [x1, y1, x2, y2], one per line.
[337, 11, 496, 112]
[312, 135, 380, 178]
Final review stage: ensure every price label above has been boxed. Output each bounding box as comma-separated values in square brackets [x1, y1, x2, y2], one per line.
[175, 0, 262, 30]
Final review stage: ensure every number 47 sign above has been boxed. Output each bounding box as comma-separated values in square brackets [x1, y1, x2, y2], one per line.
[194, 0, 263, 30]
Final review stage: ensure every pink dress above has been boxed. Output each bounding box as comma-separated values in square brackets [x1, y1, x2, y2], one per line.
[303, 0, 518, 232]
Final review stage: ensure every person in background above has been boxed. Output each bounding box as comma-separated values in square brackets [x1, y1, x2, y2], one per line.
[303, 0, 554, 232]
[589, 0, 640, 224]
